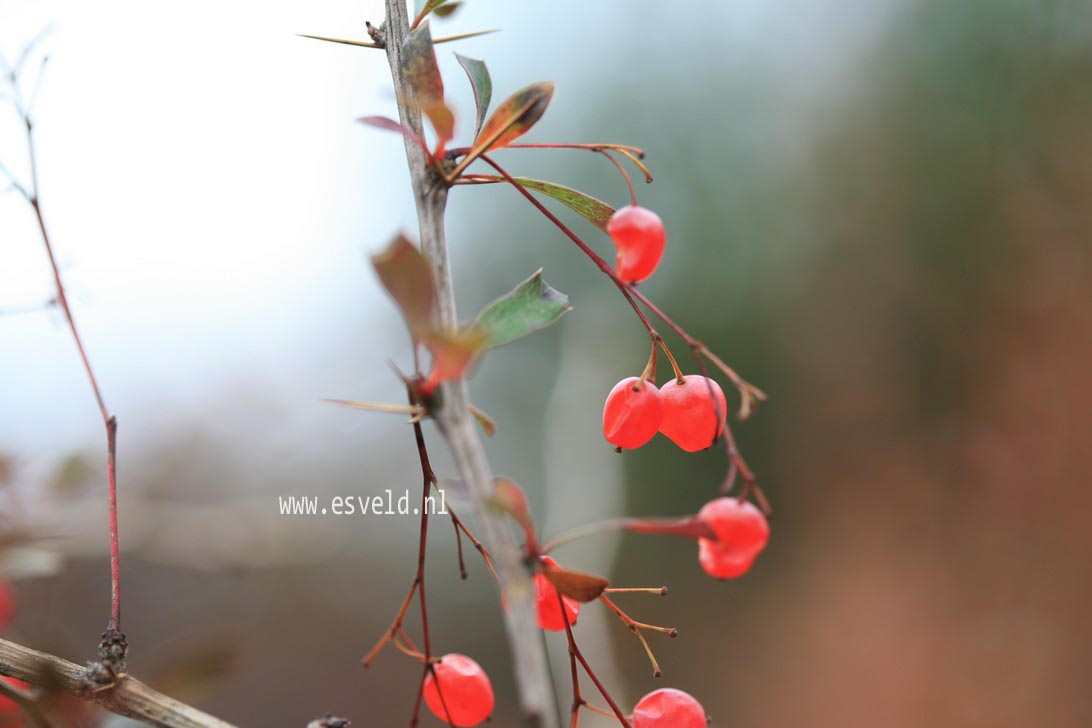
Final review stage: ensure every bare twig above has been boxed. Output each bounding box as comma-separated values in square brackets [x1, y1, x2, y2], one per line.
[378, 3, 557, 726]
[0, 638, 236, 728]
[2, 33, 125, 646]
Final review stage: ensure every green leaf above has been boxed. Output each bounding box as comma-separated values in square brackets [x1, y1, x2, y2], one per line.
[470, 81, 554, 155]
[473, 270, 572, 348]
[401, 21, 454, 146]
[510, 177, 615, 232]
[455, 53, 492, 138]
[371, 234, 437, 335]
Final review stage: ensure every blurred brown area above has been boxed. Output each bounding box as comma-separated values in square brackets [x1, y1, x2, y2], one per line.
[3, 0, 1092, 726]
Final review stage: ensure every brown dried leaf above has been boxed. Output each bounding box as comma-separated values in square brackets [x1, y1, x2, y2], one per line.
[371, 234, 437, 335]
[542, 562, 610, 603]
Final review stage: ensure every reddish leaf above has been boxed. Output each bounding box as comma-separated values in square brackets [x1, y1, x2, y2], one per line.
[370, 234, 437, 335]
[358, 115, 430, 157]
[400, 21, 454, 149]
[626, 516, 718, 542]
[491, 477, 536, 545]
[470, 82, 554, 156]
[542, 563, 610, 603]
[422, 327, 487, 388]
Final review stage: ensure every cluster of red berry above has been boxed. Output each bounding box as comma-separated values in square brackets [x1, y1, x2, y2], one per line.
[604, 374, 769, 580]
[604, 373, 728, 453]
[343, 20, 775, 723]
[422, 652, 707, 727]
[420, 496, 769, 726]
[601, 206, 737, 454]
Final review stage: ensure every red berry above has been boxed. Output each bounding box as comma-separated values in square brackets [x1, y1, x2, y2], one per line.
[697, 497, 769, 579]
[607, 205, 666, 283]
[602, 377, 663, 449]
[534, 557, 580, 631]
[632, 687, 707, 728]
[0, 676, 28, 722]
[0, 582, 14, 632]
[658, 375, 727, 452]
[422, 653, 494, 727]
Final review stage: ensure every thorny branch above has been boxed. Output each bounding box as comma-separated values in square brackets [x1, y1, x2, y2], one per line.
[377, 2, 557, 725]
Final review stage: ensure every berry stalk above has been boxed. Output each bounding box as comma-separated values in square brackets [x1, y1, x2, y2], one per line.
[469, 153, 765, 507]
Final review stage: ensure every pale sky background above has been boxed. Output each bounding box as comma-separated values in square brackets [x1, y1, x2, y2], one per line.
[1, 0, 897, 470]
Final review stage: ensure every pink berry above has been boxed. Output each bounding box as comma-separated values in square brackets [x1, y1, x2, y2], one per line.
[0, 582, 14, 632]
[608, 205, 666, 283]
[534, 557, 580, 631]
[658, 375, 728, 452]
[697, 497, 769, 579]
[602, 377, 664, 449]
[422, 653, 494, 727]
[632, 687, 708, 728]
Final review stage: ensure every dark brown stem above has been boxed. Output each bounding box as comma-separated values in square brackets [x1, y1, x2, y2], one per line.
[558, 594, 631, 727]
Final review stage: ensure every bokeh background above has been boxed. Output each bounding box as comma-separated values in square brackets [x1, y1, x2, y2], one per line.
[2, 0, 1090, 725]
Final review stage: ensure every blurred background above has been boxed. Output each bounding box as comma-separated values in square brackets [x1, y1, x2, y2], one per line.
[2, 0, 1090, 725]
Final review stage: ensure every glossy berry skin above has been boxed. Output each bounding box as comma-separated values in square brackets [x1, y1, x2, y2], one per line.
[608, 205, 666, 283]
[535, 557, 580, 631]
[602, 377, 663, 449]
[658, 375, 728, 452]
[0, 582, 14, 632]
[697, 497, 769, 579]
[632, 688, 708, 728]
[422, 653, 494, 727]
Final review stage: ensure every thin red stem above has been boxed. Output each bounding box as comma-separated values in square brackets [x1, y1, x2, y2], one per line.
[597, 149, 637, 206]
[478, 154, 658, 336]
[558, 592, 631, 727]
[469, 155, 767, 507]
[8, 69, 122, 633]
